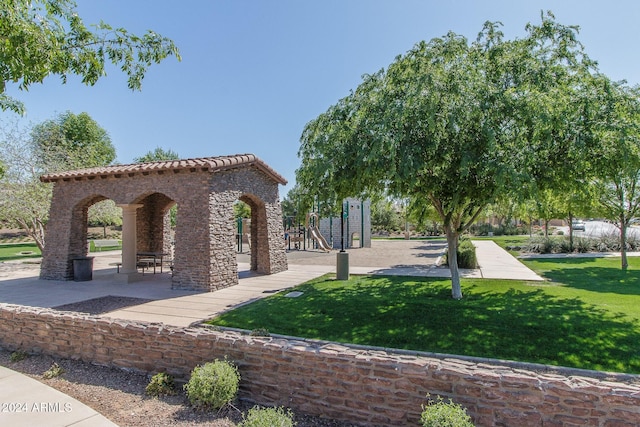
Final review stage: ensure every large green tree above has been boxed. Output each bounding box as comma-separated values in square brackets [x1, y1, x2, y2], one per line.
[1, 0, 180, 114]
[297, 14, 599, 299]
[31, 111, 115, 170]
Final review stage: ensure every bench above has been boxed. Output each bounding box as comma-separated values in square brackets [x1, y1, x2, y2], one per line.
[93, 239, 121, 251]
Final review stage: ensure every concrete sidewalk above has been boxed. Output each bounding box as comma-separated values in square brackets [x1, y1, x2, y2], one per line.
[0, 365, 117, 427]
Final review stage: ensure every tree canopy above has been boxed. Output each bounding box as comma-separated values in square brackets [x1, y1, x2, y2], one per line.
[133, 146, 179, 163]
[297, 13, 604, 299]
[1, 0, 181, 114]
[31, 111, 115, 170]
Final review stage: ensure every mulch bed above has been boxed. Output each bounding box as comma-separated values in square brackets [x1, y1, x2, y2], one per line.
[52, 296, 154, 315]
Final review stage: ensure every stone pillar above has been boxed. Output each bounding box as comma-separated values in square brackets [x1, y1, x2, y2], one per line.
[116, 204, 143, 283]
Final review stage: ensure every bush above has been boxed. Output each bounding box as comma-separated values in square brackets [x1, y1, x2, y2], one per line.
[456, 239, 477, 269]
[575, 237, 593, 253]
[146, 372, 176, 397]
[444, 239, 477, 269]
[523, 236, 559, 254]
[184, 359, 240, 410]
[240, 406, 296, 427]
[10, 350, 28, 362]
[421, 395, 474, 427]
[42, 362, 65, 379]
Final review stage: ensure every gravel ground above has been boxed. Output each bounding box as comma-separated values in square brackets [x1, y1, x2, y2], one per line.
[0, 349, 356, 427]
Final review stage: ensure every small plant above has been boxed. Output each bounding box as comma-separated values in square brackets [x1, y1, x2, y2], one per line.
[421, 395, 474, 427]
[184, 358, 240, 410]
[146, 372, 176, 397]
[42, 362, 65, 379]
[10, 350, 28, 362]
[240, 406, 296, 427]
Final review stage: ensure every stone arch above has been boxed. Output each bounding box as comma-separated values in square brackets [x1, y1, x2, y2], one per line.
[238, 193, 271, 273]
[132, 192, 176, 255]
[45, 193, 112, 279]
[40, 154, 288, 291]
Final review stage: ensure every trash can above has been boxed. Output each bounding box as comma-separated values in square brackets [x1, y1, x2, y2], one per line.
[72, 256, 94, 282]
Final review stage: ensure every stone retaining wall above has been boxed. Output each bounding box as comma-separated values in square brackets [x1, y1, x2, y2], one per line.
[1, 304, 639, 426]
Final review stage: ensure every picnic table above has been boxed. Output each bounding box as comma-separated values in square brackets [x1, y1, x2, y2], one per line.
[136, 252, 169, 274]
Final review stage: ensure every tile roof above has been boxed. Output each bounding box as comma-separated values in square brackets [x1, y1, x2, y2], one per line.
[40, 153, 287, 185]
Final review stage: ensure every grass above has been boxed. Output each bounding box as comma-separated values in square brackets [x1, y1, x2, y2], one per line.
[209, 256, 640, 374]
[0, 243, 41, 261]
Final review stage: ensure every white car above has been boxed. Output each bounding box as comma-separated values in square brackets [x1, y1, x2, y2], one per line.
[572, 220, 586, 231]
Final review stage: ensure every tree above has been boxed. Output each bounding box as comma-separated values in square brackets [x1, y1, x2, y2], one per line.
[590, 80, 640, 269]
[371, 199, 402, 234]
[1, 0, 181, 114]
[0, 120, 51, 249]
[88, 199, 121, 238]
[0, 112, 116, 248]
[31, 111, 115, 170]
[133, 146, 179, 228]
[297, 14, 598, 299]
[133, 146, 179, 163]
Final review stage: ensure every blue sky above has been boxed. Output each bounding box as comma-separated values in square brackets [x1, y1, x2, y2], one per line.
[6, 0, 640, 197]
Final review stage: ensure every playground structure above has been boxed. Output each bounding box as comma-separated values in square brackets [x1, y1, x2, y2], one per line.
[283, 198, 371, 251]
[236, 218, 251, 253]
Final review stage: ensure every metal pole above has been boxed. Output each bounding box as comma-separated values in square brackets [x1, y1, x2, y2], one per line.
[340, 201, 345, 252]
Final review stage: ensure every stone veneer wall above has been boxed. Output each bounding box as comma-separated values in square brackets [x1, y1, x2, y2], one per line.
[1, 304, 639, 427]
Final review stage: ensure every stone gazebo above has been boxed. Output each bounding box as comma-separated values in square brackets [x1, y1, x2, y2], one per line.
[39, 154, 288, 291]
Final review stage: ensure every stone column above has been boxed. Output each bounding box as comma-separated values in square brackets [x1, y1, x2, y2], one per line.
[116, 204, 143, 283]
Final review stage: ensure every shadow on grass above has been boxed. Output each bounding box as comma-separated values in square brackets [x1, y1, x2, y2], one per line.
[211, 276, 640, 373]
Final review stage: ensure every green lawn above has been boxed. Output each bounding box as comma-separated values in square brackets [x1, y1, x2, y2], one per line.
[210, 256, 640, 374]
[0, 243, 41, 261]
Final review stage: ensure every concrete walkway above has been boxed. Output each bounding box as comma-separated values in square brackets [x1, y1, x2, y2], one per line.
[0, 365, 117, 427]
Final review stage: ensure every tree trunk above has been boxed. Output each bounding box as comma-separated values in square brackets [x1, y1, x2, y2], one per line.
[445, 226, 463, 300]
[568, 213, 574, 252]
[620, 216, 628, 270]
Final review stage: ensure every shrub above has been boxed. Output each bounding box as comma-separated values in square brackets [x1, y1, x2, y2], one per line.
[10, 350, 28, 362]
[575, 237, 593, 253]
[523, 236, 559, 254]
[240, 406, 296, 427]
[444, 239, 477, 269]
[558, 238, 573, 253]
[250, 328, 270, 337]
[456, 239, 477, 269]
[42, 362, 65, 379]
[184, 359, 240, 410]
[146, 372, 176, 397]
[421, 395, 474, 427]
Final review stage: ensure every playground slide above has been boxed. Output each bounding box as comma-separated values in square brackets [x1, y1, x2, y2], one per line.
[309, 225, 331, 252]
